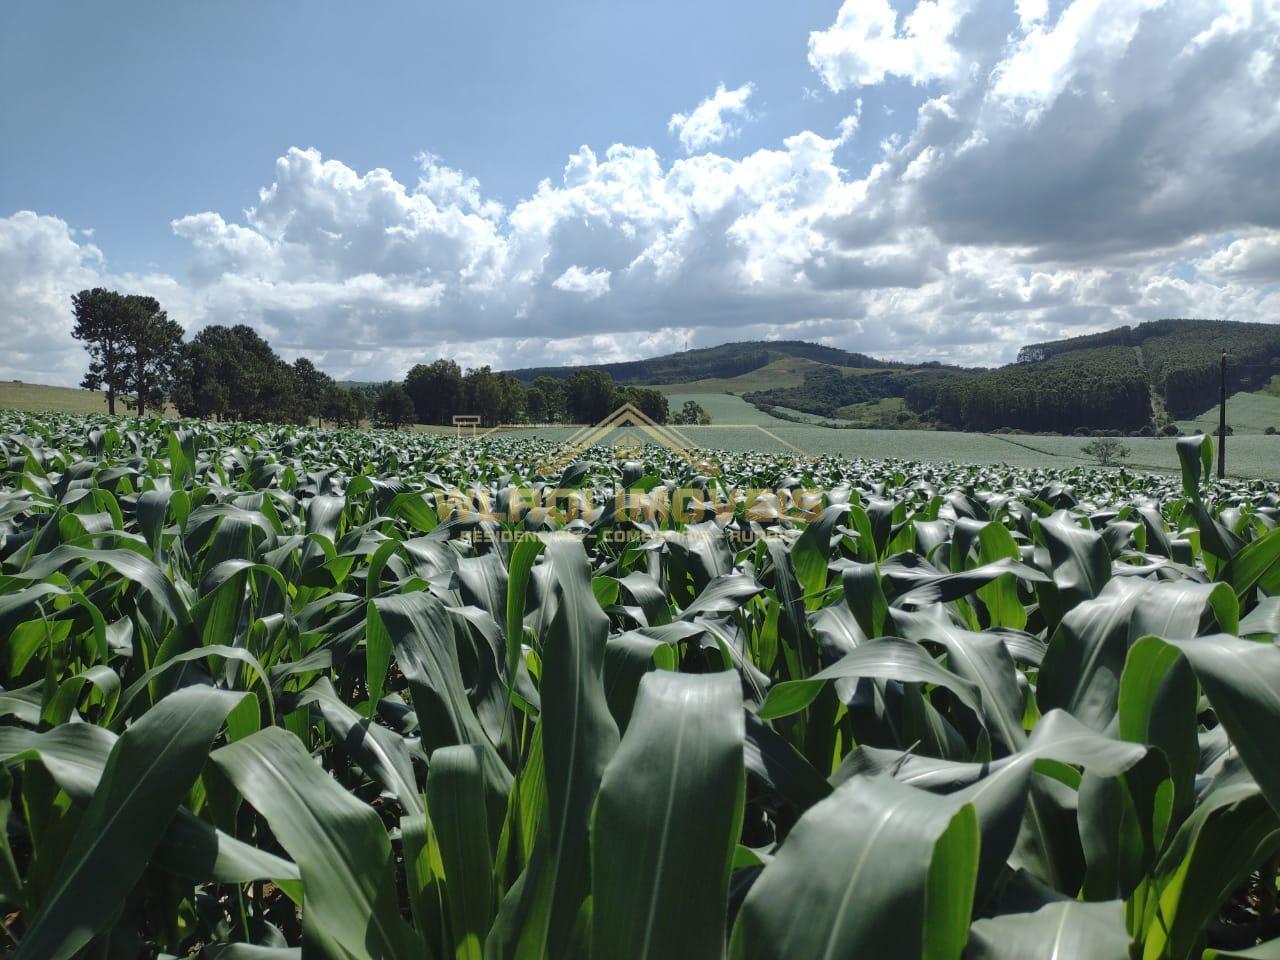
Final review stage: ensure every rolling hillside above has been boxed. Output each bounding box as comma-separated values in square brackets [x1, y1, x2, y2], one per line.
[649, 356, 836, 395]
[7, 319, 1278, 437]
[505, 339, 903, 385]
[1177, 373, 1280, 434]
[0, 380, 177, 418]
[744, 319, 1279, 434]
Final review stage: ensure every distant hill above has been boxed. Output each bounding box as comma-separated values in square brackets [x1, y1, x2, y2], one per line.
[9, 320, 1275, 437]
[649, 356, 853, 395]
[0, 380, 177, 418]
[742, 365, 962, 421]
[904, 318, 1280, 433]
[729, 318, 1279, 434]
[504, 340, 904, 385]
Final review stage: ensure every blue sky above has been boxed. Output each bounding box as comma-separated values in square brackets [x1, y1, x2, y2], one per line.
[3, 0, 902, 272]
[2, 0, 1278, 384]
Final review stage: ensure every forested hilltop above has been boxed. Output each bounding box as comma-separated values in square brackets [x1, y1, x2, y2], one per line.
[506, 339, 902, 385]
[744, 319, 1280, 434]
[911, 319, 1280, 432]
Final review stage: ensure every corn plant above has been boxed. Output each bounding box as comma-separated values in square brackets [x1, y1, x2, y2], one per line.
[2, 411, 1280, 959]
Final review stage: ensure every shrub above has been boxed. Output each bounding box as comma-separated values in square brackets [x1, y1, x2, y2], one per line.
[1082, 436, 1132, 467]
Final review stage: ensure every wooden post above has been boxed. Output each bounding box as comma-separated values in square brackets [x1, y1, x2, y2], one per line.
[1218, 350, 1227, 479]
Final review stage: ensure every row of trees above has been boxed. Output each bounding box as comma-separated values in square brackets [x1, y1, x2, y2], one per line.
[72, 289, 185, 418]
[1011, 319, 1280, 421]
[1139, 321, 1280, 417]
[401, 361, 676, 426]
[73, 287, 704, 429]
[72, 289, 368, 426]
[743, 366, 953, 418]
[173, 323, 367, 425]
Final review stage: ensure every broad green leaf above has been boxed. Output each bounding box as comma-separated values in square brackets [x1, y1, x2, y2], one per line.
[1036, 511, 1111, 612]
[1156, 634, 1280, 818]
[428, 745, 497, 960]
[1176, 433, 1212, 500]
[1139, 767, 1280, 960]
[967, 900, 1131, 959]
[759, 636, 982, 721]
[17, 687, 244, 960]
[791, 504, 848, 609]
[369, 591, 510, 805]
[730, 775, 978, 960]
[488, 536, 620, 960]
[592, 671, 744, 960]
[1222, 527, 1280, 598]
[293, 677, 422, 815]
[210, 727, 424, 960]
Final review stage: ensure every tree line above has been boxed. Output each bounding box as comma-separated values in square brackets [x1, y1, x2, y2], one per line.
[742, 366, 954, 418]
[503, 339, 902, 387]
[72, 289, 368, 426]
[906, 346, 1152, 433]
[400, 360, 693, 426]
[1138, 320, 1280, 417]
[71, 288, 709, 429]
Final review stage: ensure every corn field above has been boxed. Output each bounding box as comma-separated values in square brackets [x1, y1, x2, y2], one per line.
[4, 410, 1280, 959]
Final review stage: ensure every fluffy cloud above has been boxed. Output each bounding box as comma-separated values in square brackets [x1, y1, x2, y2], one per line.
[807, 0, 971, 90]
[1199, 232, 1280, 284]
[4, 0, 1278, 386]
[846, 0, 1280, 261]
[551, 265, 612, 299]
[0, 213, 116, 384]
[668, 83, 755, 153]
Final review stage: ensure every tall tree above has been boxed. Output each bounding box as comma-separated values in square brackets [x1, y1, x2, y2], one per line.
[71, 288, 132, 415]
[618, 386, 669, 423]
[524, 385, 548, 422]
[530, 376, 567, 422]
[462, 366, 524, 426]
[325, 386, 368, 427]
[567, 368, 616, 423]
[404, 359, 464, 425]
[121, 296, 184, 418]
[171, 336, 227, 419]
[374, 382, 415, 430]
[173, 324, 296, 423]
[292, 357, 337, 425]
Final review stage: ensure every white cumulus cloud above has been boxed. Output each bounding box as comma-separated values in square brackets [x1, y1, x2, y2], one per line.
[4, 0, 1280, 386]
[808, 0, 970, 90]
[551, 265, 612, 299]
[668, 82, 756, 153]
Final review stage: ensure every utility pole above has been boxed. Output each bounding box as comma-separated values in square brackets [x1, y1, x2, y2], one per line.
[1218, 349, 1227, 479]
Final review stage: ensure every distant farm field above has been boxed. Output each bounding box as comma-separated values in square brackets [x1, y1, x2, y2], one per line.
[6, 380, 1276, 479]
[1177, 385, 1280, 435]
[660, 391, 786, 424]
[0, 380, 176, 417]
[490, 391, 1280, 480]
[648, 356, 829, 395]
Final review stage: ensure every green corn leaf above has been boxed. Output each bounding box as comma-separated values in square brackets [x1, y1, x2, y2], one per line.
[729, 775, 979, 960]
[592, 671, 744, 960]
[210, 726, 425, 960]
[17, 686, 245, 960]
